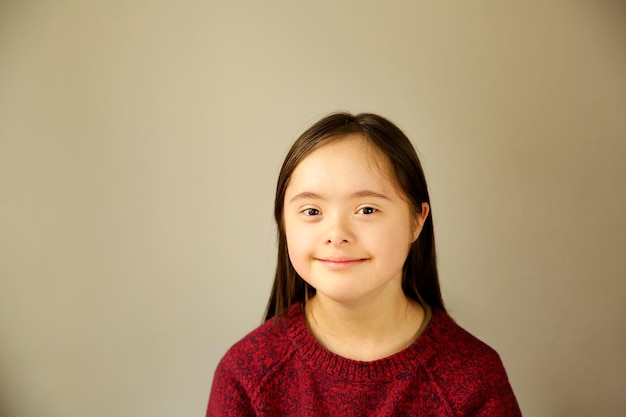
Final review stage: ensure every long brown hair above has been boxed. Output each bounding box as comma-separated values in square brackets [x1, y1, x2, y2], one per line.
[264, 112, 445, 320]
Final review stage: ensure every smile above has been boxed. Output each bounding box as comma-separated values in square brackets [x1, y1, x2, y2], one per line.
[314, 257, 369, 270]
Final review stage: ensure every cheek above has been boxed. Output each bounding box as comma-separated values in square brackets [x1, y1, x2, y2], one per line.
[285, 221, 311, 264]
[370, 222, 414, 259]
[286, 234, 314, 281]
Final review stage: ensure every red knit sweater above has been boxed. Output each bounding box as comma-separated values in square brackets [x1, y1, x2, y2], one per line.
[207, 304, 521, 416]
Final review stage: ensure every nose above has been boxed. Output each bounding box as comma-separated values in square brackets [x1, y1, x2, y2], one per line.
[325, 213, 353, 246]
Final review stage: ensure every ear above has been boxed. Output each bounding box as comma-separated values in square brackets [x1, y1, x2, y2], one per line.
[411, 202, 430, 243]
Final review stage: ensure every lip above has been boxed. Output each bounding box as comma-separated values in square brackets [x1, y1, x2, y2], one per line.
[314, 257, 369, 270]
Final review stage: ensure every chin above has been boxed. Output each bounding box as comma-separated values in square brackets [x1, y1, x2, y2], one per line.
[312, 287, 371, 306]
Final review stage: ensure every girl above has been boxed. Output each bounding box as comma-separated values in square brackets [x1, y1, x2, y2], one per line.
[207, 113, 521, 416]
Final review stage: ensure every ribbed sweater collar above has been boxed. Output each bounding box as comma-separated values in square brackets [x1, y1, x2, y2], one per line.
[284, 302, 449, 383]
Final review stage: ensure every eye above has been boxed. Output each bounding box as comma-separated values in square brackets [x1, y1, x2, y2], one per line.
[301, 208, 320, 216]
[357, 207, 377, 215]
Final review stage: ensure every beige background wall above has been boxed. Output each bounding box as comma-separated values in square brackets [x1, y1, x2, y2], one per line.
[1, 1, 625, 416]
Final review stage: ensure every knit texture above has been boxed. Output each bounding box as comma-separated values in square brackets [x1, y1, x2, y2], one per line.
[207, 304, 521, 416]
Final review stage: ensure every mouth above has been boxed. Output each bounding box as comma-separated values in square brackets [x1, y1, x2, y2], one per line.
[314, 257, 369, 270]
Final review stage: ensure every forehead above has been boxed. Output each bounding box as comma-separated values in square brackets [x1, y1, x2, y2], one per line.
[286, 134, 396, 196]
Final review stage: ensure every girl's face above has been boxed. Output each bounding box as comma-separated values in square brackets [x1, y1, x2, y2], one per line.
[283, 134, 428, 307]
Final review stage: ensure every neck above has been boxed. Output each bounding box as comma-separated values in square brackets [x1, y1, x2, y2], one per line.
[305, 292, 424, 361]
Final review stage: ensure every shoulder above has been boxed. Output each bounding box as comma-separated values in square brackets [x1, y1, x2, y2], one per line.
[427, 309, 503, 368]
[208, 315, 296, 416]
[421, 310, 521, 415]
[213, 306, 300, 394]
[217, 314, 295, 380]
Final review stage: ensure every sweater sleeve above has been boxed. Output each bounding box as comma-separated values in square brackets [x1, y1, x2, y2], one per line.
[431, 320, 523, 417]
[471, 379, 522, 417]
[206, 356, 255, 417]
[468, 355, 522, 417]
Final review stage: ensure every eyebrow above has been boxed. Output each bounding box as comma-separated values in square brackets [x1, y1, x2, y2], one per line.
[288, 190, 391, 203]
